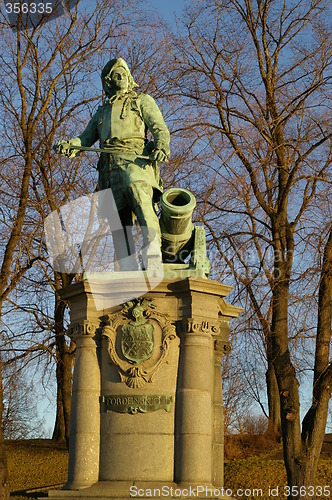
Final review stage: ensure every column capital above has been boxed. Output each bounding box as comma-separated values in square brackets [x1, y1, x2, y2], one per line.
[69, 320, 98, 340]
[178, 317, 220, 336]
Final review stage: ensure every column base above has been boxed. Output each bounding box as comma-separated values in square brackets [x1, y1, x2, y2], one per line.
[45, 481, 234, 499]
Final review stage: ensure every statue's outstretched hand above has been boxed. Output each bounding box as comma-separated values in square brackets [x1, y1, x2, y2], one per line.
[53, 138, 82, 158]
[150, 149, 168, 163]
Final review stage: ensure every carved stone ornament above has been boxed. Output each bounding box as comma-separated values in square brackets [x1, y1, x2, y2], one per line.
[102, 299, 177, 388]
[69, 321, 97, 338]
[214, 339, 232, 355]
[121, 303, 154, 363]
[180, 318, 220, 335]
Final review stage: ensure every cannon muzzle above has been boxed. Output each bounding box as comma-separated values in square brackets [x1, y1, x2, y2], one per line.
[160, 188, 196, 262]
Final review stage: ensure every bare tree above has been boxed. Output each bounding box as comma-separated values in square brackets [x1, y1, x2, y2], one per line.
[171, 0, 332, 494]
[0, 0, 145, 490]
[0, 0, 179, 450]
[2, 361, 46, 439]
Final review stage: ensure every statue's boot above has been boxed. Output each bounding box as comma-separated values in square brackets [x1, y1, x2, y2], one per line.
[128, 181, 162, 271]
[108, 208, 138, 271]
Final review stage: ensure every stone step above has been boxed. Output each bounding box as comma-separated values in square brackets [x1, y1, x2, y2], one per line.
[44, 483, 234, 500]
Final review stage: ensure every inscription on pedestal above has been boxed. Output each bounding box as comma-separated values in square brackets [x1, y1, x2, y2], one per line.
[101, 394, 172, 414]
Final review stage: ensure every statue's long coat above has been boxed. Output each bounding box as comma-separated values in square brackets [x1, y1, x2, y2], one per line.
[78, 92, 170, 210]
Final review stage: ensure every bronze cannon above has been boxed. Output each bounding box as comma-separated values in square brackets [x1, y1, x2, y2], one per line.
[159, 188, 210, 277]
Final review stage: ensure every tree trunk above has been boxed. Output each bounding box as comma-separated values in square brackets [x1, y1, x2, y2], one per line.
[270, 214, 303, 498]
[0, 362, 9, 500]
[52, 315, 74, 448]
[61, 343, 74, 447]
[291, 229, 332, 496]
[52, 366, 66, 442]
[52, 274, 75, 447]
[266, 360, 281, 436]
[272, 280, 303, 498]
[270, 253, 329, 498]
[266, 327, 281, 436]
[244, 284, 282, 435]
[270, 230, 332, 499]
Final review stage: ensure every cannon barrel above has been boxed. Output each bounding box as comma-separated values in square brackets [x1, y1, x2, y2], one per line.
[160, 188, 196, 262]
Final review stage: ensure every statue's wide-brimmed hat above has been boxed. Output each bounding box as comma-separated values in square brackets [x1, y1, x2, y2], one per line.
[101, 58, 138, 95]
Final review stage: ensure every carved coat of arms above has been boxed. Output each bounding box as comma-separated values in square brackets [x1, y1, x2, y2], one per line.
[102, 299, 177, 388]
[121, 304, 154, 363]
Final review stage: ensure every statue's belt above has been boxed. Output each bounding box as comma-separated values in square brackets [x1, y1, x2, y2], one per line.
[61, 144, 150, 160]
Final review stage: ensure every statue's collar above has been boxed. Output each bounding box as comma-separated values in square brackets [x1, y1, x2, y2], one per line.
[107, 91, 139, 119]
[108, 91, 137, 104]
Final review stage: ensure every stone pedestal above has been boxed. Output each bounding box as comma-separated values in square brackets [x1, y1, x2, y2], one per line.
[47, 275, 241, 499]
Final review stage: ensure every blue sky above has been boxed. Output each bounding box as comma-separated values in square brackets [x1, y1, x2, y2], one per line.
[148, 0, 186, 21]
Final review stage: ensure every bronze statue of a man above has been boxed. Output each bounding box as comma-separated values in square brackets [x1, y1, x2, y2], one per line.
[55, 58, 170, 271]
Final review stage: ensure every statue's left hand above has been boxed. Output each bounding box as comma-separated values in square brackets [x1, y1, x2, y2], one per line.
[150, 149, 168, 163]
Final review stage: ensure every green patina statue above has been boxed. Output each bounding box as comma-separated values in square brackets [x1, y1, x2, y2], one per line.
[55, 58, 170, 271]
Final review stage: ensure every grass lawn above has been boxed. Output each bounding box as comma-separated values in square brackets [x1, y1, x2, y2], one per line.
[6, 437, 332, 499]
[6, 440, 68, 500]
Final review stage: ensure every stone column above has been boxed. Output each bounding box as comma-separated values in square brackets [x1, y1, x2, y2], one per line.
[64, 321, 100, 490]
[175, 318, 214, 484]
[212, 339, 224, 488]
[212, 337, 231, 487]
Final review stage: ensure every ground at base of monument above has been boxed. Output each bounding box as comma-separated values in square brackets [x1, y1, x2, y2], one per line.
[45, 481, 234, 500]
